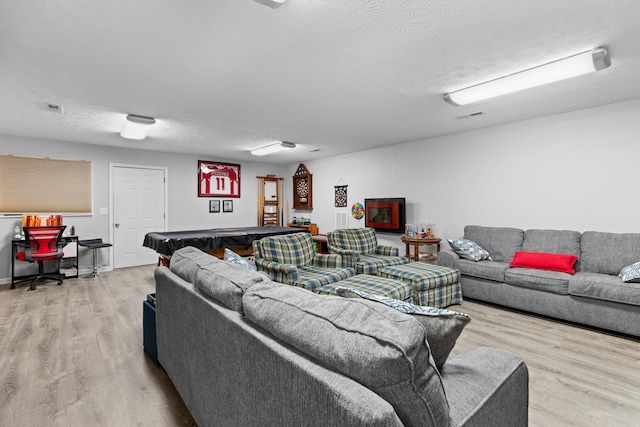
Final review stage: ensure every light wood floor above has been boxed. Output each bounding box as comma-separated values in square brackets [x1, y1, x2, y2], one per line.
[1, 266, 639, 426]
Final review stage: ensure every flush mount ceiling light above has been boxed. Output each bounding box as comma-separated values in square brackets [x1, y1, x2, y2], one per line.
[250, 141, 296, 156]
[444, 47, 611, 106]
[253, 0, 286, 9]
[120, 114, 156, 140]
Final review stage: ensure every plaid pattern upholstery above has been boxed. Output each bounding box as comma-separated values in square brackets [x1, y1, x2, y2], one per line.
[328, 228, 378, 254]
[252, 233, 355, 291]
[355, 254, 409, 275]
[412, 282, 462, 307]
[258, 232, 316, 266]
[328, 228, 408, 274]
[315, 275, 412, 301]
[378, 263, 462, 308]
[294, 266, 355, 291]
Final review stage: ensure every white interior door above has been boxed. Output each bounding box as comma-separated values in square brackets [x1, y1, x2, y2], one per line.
[112, 165, 167, 268]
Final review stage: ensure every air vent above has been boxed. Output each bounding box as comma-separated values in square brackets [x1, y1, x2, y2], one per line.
[44, 103, 63, 113]
[458, 111, 486, 119]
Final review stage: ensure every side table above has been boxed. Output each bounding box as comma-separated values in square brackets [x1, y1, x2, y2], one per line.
[312, 234, 328, 253]
[401, 236, 441, 262]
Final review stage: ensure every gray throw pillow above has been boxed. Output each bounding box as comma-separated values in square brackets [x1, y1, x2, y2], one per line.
[619, 261, 640, 283]
[448, 238, 492, 261]
[224, 248, 257, 271]
[336, 287, 471, 369]
[243, 283, 450, 427]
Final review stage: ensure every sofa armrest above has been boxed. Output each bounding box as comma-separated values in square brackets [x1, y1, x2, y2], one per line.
[254, 258, 299, 285]
[328, 246, 360, 268]
[311, 253, 344, 268]
[375, 245, 400, 257]
[438, 250, 459, 268]
[328, 246, 358, 256]
[440, 347, 529, 427]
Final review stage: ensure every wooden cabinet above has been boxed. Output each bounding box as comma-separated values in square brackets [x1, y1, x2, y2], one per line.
[257, 176, 283, 227]
[287, 223, 319, 235]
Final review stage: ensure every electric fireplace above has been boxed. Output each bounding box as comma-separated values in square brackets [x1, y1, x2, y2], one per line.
[364, 198, 406, 233]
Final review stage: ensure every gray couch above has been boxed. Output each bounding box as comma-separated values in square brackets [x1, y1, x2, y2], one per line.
[155, 246, 529, 426]
[438, 225, 640, 337]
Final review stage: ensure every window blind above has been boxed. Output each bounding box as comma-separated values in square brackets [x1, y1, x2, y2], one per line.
[0, 155, 92, 214]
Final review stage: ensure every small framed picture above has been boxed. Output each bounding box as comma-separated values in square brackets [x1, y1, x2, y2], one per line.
[209, 200, 220, 213]
[223, 200, 233, 213]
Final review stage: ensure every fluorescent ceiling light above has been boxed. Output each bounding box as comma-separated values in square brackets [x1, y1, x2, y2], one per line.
[250, 141, 296, 156]
[444, 48, 611, 106]
[253, 0, 286, 9]
[120, 114, 156, 140]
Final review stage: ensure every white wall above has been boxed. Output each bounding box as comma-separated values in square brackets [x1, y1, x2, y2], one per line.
[0, 135, 288, 283]
[3, 97, 639, 282]
[293, 98, 640, 250]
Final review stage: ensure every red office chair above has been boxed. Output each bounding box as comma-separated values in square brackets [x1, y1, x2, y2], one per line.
[15, 225, 67, 291]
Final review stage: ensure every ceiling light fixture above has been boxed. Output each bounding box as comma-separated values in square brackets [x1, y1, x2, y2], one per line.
[253, 0, 286, 9]
[250, 141, 296, 156]
[444, 47, 611, 106]
[120, 114, 156, 140]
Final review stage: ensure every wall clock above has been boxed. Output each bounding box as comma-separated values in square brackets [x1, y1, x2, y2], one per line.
[292, 163, 313, 210]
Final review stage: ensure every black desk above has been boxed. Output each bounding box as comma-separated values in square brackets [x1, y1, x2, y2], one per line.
[143, 226, 306, 261]
[11, 235, 79, 288]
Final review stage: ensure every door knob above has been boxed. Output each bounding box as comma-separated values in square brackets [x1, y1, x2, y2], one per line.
[115, 223, 120, 228]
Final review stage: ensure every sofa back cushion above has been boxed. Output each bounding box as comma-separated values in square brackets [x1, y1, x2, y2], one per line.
[170, 246, 216, 283]
[522, 229, 582, 270]
[327, 227, 378, 254]
[580, 232, 640, 275]
[243, 283, 450, 427]
[463, 225, 524, 263]
[170, 246, 272, 312]
[257, 232, 315, 266]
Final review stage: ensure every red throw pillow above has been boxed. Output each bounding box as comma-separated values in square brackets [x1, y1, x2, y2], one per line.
[509, 252, 578, 274]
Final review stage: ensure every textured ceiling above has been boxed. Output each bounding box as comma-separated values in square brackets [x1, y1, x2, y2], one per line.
[1, 0, 639, 164]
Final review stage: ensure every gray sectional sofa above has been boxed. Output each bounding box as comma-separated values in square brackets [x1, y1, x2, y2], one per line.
[155, 246, 529, 426]
[438, 225, 640, 337]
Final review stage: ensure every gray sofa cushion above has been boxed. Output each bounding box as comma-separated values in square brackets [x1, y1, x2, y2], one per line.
[335, 287, 471, 370]
[170, 246, 219, 283]
[195, 259, 274, 313]
[580, 232, 640, 275]
[464, 226, 524, 263]
[522, 229, 581, 255]
[504, 268, 571, 295]
[522, 229, 581, 270]
[170, 246, 273, 312]
[243, 283, 450, 427]
[569, 272, 640, 307]
[456, 259, 510, 282]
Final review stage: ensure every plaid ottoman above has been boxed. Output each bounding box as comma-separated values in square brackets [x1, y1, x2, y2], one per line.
[377, 263, 462, 307]
[314, 274, 412, 301]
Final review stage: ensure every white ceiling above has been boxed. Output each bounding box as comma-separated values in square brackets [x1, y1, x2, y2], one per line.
[1, 0, 640, 164]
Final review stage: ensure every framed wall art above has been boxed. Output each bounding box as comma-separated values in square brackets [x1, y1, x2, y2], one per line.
[209, 200, 220, 213]
[223, 200, 234, 213]
[198, 160, 240, 198]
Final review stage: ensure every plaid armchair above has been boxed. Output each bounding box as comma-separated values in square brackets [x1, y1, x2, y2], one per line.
[327, 227, 408, 275]
[252, 232, 355, 291]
